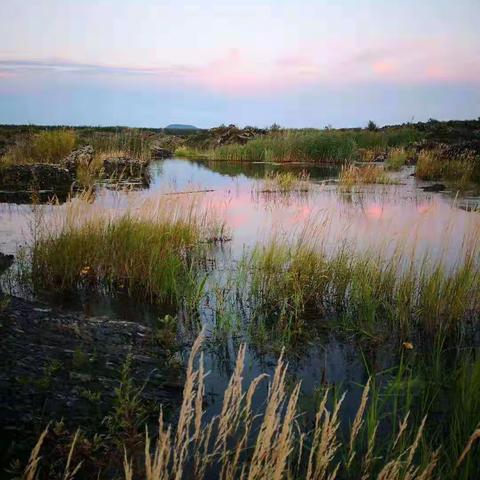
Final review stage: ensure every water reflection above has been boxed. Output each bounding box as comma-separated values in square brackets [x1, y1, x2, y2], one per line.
[1, 158, 479, 424]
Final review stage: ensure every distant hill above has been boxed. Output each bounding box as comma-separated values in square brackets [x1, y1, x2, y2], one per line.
[165, 124, 199, 131]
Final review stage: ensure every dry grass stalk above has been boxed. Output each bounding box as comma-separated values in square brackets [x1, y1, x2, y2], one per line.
[456, 426, 480, 468]
[22, 426, 49, 480]
[347, 378, 371, 468]
[23, 335, 475, 480]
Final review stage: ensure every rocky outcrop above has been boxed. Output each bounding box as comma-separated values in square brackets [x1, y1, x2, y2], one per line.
[0, 163, 74, 192]
[63, 145, 95, 172]
[151, 141, 173, 159]
[211, 125, 267, 146]
[408, 140, 480, 160]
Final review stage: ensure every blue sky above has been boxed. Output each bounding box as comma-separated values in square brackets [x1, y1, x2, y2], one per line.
[0, 0, 479, 128]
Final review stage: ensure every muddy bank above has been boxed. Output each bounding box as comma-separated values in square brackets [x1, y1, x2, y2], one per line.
[0, 293, 183, 462]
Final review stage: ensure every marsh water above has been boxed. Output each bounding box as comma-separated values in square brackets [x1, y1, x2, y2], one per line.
[1, 158, 480, 426]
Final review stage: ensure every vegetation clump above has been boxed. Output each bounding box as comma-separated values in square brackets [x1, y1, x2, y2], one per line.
[416, 150, 480, 188]
[339, 164, 395, 186]
[1, 129, 77, 166]
[22, 335, 480, 479]
[255, 170, 310, 193]
[24, 193, 222, 306]
[242, 232, 480, 339]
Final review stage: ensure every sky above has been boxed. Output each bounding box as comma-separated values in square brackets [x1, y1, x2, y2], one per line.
[0, 0, 479, 128]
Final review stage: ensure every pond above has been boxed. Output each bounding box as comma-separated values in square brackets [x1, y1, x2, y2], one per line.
[1, 158, 480, 475]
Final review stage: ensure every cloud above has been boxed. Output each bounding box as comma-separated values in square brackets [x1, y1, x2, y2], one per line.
[1, 39, 479, 98]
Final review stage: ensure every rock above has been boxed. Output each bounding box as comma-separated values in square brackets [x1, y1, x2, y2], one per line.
[0, 294, 183, 448]
[372, 152, 388, 163]
[422, 183, 446, 192]
[62, 145, 95, 172]
[211, 125, 267, 146]
[409, 140, 480, 160]
[0, 253, 13, 275]
[151, 142, 173, 159]
[102, 156, 148, 176]
[0, 163, 74, 192]
[102, 156, 151, 188]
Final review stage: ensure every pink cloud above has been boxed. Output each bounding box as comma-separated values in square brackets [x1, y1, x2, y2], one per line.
[372, 61, 397, 76]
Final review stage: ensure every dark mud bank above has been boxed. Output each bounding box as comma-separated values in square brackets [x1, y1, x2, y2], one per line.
[0, 293, 183, 448]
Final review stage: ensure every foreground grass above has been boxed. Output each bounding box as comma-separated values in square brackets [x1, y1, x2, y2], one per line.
[23, 335, 480, 479]
[24, 192, 222, 305]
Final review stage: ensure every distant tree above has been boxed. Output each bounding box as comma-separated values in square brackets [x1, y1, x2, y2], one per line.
[324, 124, 333, 130]
[367, 120, 378, 131]
[269, 123, 281, 132]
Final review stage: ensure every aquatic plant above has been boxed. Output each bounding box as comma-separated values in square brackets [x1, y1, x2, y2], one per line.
[22, 335, 480, 479]
[174, 146, 209, 159]
[176, 127, 421, 164]
[88, 128, 152, 161]
[386, 148, 408, 171]
[339, 164, 395, 187]
[241, 230, 480, 339]
[25, 192, 222, 306]
[255, 170, 311, 194]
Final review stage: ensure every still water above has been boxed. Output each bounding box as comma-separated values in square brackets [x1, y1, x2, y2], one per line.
[1, 158, 479, 421]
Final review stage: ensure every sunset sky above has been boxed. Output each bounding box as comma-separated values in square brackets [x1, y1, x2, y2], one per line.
[0, 0, 479, 128]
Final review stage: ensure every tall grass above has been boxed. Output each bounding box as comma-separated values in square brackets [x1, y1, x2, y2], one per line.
[339, 164, 395, 187]
[416, 151, 479, 187]
[386, 148, 408, 171]
[255, 170, 310, 193]
[188, 127, 421, 164]
[23, 334, 480, 479]
[1, 130, 77, 165]
[88, 129, 152, 161]
[24, 192, 223, 305]
[241, 229, 480, 339]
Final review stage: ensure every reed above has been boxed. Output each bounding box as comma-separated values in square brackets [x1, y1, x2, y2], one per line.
[183, 127, 421, 164]
[255, 170, 310, 194]
[88, 128, 152, 161]
[386, 148, 408, 171]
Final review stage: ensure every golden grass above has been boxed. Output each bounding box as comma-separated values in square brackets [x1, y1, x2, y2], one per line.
[339, 164, 395, 187]
[1, 130, 77, 165]
[386, 148, 408, 171]
[255, 170, 311, 194]
[416, 151, 475, 187]
[23, 334, 479, 479]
